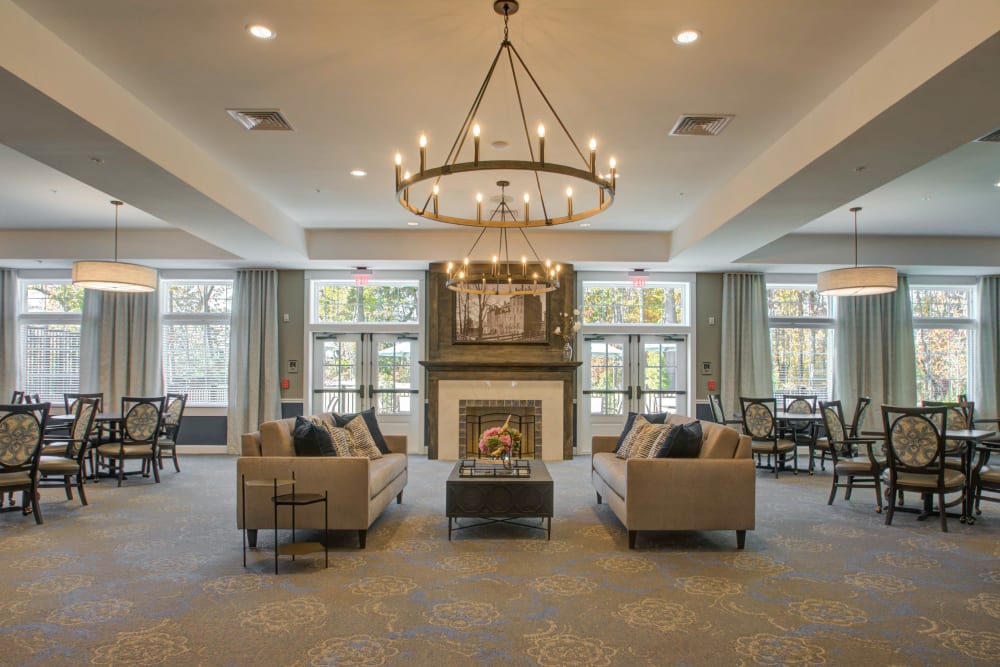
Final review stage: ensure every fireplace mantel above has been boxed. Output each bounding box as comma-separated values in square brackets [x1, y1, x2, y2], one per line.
[421, 360, 581, 460]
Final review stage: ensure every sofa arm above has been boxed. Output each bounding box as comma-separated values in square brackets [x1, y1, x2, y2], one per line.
[236, 456, 371, 530]
[624, 458, 756, 531]
[593, 435, 618, 454]
[384, 434, 407, 454]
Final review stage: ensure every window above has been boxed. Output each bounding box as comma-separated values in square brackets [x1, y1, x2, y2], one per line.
[161, 281, 232, 406]
[19, 281, 84, 402]
[768, 285, 834, 401]
[911, 286, 974, 402]
[313, 281, 419, 324]
[581, 283, 688, 325]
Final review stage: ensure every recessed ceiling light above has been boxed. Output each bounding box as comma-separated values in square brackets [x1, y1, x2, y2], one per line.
[994, 180, 1000, 188]
[246, 24, 276, 40]
[491, 140, 509, 150]
[579, 222, 591, 228]
[349, 169, 367, 177]
[407, 221, 419, 226]
[673, 29, 700, 45]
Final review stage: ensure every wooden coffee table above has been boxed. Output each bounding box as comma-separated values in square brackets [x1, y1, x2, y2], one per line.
[446, 459, 553, 540]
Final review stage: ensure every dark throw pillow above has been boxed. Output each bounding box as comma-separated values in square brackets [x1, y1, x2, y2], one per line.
[292, 416, 336, 457]
[614, 411, 670, 453]
[654, 420, 703, 458]
[334, 407, 390, 454]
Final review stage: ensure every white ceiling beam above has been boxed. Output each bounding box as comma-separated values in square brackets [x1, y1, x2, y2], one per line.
[669, 0, 1000, 266]
[0, 0, 306, 261]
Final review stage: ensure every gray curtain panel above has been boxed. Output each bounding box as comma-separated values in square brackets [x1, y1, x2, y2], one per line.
[834, 275, 916, 432]
[977, 275, 1000, 419]
[227, 269, 280, 454]
[721, 273, 773, 419]
[80, 289, 163, 409]
[0, 269, 17, 399]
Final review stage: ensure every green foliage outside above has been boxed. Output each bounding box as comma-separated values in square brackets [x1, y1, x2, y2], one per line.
[24, 283, 84, 313]
[582, 286, 684, 324]
[316, 284, 418, 324]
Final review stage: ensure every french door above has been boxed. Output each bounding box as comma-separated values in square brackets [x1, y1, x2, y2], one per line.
[579, 334, 688, 448]
[311, 333, 420, 444]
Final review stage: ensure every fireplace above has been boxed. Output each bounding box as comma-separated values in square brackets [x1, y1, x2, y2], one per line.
[421, 361, 580, 460]
[461, 400, 541, 458]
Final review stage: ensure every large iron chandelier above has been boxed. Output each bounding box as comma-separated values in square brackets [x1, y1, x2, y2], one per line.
[817, 206, 897, 297]
[395, 1, 616, 295]
[72, 200, 157, 293]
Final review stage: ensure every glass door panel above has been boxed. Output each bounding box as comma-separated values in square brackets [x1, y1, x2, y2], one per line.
[313, 335, 361, 415]
[372, 334, 418, 416]
[639, 338, 686, 413]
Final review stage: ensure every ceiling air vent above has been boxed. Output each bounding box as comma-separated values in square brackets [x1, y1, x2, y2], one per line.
[974, 128, 1000, 142]
[669, 114, 734, 137]
[226, 109, 294, 131]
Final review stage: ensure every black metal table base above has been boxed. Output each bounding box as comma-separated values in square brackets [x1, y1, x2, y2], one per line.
[448, 515, 551, 540]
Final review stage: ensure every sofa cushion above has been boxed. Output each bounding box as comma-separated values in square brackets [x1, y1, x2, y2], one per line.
[293, 417, 336, 457]
[631, 423, 674, 459]
[344, 415, 383, 460]
[592, 452, 627, 499]
[369, 453, 407, 499]
[322, 423, 355, 457]
[616, 415, 650, 459]
[259, 418, 297, 457]
[335, 408, 390, 454]
[654, 420, 702, 458]
[615, 411, 669, 452]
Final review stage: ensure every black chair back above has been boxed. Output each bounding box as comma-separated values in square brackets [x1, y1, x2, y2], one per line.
[740, 397, 777, 440]
[121, 396, 166, 444]
[64, 392, 105, 415]
[848, 396, 871, 438]
[0, 402, 50, 473]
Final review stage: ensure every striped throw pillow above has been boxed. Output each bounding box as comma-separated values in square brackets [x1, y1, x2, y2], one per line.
[630, 423, 674, 459]
[616, 414, 650, 459]
[344, 415, 383, 459]
[322, 422, 355, 457]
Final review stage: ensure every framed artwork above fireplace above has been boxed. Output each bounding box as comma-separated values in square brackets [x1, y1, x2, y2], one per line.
[453, 290, 548, 344]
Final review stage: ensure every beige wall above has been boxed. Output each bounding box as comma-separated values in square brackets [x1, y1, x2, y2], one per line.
[277, 270, 306, 401]
[695, 273, 723, 400]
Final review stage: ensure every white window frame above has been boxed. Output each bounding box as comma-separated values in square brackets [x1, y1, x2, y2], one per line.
[908, 280, 977, 403]
[766, 279, 835, 402]
[160, 277, 234, 408]
[17, 276, 83, 403]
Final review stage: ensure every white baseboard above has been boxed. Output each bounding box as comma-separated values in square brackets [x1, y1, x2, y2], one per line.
[177, 445, 229, 454]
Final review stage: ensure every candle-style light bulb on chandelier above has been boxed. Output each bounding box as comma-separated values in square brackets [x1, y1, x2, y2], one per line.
[817, 206, 897, 297]
[72, 200, 157, 292]
[395, 0, 617, 296]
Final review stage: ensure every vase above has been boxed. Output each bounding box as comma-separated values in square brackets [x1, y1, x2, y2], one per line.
[561, 341, 573, 362]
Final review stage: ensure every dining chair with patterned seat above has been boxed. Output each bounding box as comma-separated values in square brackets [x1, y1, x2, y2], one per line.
[0, 402, 50, 524]
[95, 396, 165, 487]
[819, 400, 885, 512]
[882, 404, 965, 532]
[708, 394, 743, 429]
[156, 393, 187, 473]
[740, 397, 797, 478]
[781, 395, 818, 472]
[38, 397, 98, 506]
[971, 442, 1000, 520]
[813, 396, 871, 473]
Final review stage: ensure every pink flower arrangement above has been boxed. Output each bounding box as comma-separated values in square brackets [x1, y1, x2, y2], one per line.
[478, 417, 522, 458]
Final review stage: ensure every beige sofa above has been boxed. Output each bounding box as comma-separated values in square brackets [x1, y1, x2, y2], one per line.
[591, 416, 755, 549]
[237, 414, 407, 548]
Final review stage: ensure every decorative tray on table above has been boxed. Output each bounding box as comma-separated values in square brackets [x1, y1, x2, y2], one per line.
[459, 459, 531, 477]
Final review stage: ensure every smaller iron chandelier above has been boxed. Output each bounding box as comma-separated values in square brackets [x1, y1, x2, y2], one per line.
[72, 200, 157, 293]
[394, 0, 616, 229]
[445, 180, 561, 296]
[817, 206, 896, 297]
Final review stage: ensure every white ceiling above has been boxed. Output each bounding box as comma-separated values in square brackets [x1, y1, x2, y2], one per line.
[0, 0, 997, 273]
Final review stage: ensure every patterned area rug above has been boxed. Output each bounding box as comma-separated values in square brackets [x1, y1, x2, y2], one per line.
[1, 454, 998, 666]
